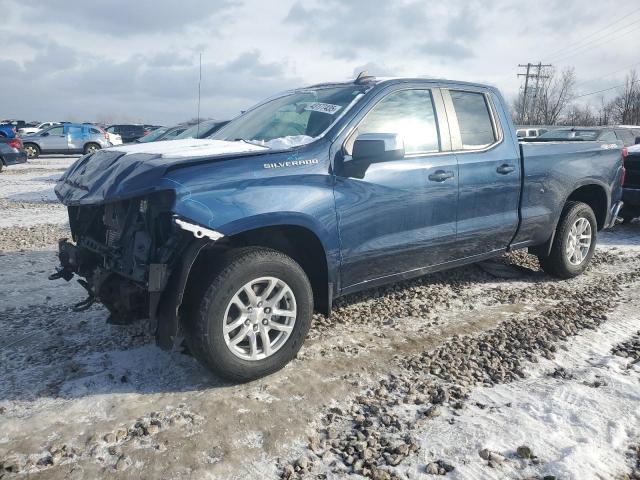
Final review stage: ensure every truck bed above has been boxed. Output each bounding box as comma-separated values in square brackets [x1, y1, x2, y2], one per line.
[513, 140, 624, 247]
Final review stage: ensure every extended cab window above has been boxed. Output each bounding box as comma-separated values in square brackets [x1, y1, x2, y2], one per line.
[450, 90, 496, 150]
[347, 89, 440, 155]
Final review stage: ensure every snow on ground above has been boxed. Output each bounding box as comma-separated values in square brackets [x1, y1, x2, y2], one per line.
[0, 156, 76, 229]
[0, 156, 639, 479]
[410, 282, 640, 480]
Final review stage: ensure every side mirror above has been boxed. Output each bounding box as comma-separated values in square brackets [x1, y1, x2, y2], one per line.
[635, 136, 640, 145]
[41, 132, 49, 137]
[352, 133, 405, 163]
[342, 133, 404, 179]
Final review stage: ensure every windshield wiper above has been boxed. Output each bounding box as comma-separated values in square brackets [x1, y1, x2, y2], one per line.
[231, 137, 268, 148]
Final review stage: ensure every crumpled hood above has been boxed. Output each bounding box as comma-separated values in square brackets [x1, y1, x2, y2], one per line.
[55, 139, 269, 206]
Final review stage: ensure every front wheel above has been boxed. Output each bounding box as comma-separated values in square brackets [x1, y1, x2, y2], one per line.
[185, 247, 313, 382]
[538, 201, 597, 279]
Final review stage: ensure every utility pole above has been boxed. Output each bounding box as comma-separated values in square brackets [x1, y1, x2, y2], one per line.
[196, 53, 202, 137]
[518, 62, 551, 124]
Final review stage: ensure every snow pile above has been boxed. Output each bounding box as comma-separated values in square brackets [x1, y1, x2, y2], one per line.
[258, 135, 315, 150]
[413, 299, 640, 479]
[107, 138, 268, 158]
[108, 136, 316, 158]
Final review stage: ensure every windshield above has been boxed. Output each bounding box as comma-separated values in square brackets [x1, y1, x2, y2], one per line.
[137, 127, 170, 143]
[538, 129, 600, 141]
[211, 85, 366, 147]
[175, 120, 220, 140]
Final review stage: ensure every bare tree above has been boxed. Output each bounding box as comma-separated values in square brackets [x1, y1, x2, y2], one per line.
[534, 67, 575, 125]
[563, 103, 597, 126]
[610, 70, 639, 125]
[513, 67, 576, 125]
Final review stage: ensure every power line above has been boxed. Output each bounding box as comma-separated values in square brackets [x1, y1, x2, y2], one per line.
[544, 6, 640, 60]
[574, 61, 640, 88]
[573, 79, 640, 99]
[548, 18, 640, 63]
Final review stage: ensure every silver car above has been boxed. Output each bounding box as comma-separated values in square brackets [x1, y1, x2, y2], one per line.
[22, 123, 112, 158]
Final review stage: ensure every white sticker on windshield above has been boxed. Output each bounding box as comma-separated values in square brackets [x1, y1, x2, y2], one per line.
[304, 102, 342, 115]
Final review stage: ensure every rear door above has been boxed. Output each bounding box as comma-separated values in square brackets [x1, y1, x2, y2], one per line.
[65, 125, 86, 152]
[443, 88, 521, 256]
[334, 86, 459, 290]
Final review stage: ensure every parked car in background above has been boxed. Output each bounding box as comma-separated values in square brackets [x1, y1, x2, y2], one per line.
[621, 146, 640, 223]
[105, 124, 145, 143]
[102, 128, 123, 146]
[174, 120, 230, 140]
[144, 124, 163, 133]
[53, 76, 625, 381]
[0, 137, 27, 172]
[535, 127, 638, 147]
[136, 124, 191, 143]
[0, 124, 17, 138]
[22, 123, 111, 158]
[1, 120, 26, 130]
[516, 127, 549, 138]
[18, 122, 60, 136]
[612, 127, 640, 147]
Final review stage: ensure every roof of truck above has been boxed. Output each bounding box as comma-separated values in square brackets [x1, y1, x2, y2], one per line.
[306, 73, 495, 91]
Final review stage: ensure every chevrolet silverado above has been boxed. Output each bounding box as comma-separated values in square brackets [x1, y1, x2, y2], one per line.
[52, 75, 625, 381]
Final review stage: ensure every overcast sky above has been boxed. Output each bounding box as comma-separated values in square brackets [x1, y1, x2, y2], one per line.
[0, 0, 638, 124]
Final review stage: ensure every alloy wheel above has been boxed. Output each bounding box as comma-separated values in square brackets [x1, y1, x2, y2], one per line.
[222, 276, 297, 361]
[566, 217, 592, 265]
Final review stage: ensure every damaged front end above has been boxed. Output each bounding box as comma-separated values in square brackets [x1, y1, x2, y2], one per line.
[51, 191, 220, 349]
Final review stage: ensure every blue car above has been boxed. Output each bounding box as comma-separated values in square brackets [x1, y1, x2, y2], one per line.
[0, 124, 17, 139]
[22, 123, 112, 158]
[53, 74, 625, 381]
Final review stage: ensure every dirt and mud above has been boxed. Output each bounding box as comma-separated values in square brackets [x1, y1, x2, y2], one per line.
[1, 157, 639, 479]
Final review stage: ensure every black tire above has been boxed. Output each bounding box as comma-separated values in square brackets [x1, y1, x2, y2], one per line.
[83, 143, 100, 155]
[23, 143, 40, 159]
[538, 201, 597, 279]
[185, 247, 313, 382]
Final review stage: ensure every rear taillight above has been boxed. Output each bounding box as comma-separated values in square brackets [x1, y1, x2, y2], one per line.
[101, 128, 108, 140]
[8, 139, 21, 150]
[621, 148, 628, 185]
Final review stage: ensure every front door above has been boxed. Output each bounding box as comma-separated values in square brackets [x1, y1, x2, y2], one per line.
[334, 88, 459, 290]
[39, 125, 67, 153]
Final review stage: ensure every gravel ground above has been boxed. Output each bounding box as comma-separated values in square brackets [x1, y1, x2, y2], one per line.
[1, 158, 639, 479]
[278, 249, 640, 480]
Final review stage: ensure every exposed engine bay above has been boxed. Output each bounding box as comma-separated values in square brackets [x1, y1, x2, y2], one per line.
[52, 191, 188, 325]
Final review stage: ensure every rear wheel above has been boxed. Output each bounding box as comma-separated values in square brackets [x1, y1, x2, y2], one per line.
[23, 143, 40, 159]
[83, 143, 100, 154]
[538, 201, 597, 279]
[185, 247, 313, 382]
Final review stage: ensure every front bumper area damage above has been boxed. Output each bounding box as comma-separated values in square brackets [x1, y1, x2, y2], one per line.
[51, 193, 224, 348]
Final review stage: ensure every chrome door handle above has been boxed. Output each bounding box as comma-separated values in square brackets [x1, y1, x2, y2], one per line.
[428, 170, 454, 182]
[496, 164, 515, 174]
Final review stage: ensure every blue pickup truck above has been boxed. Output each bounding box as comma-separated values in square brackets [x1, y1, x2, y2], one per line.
[53, 75, 625, 381]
